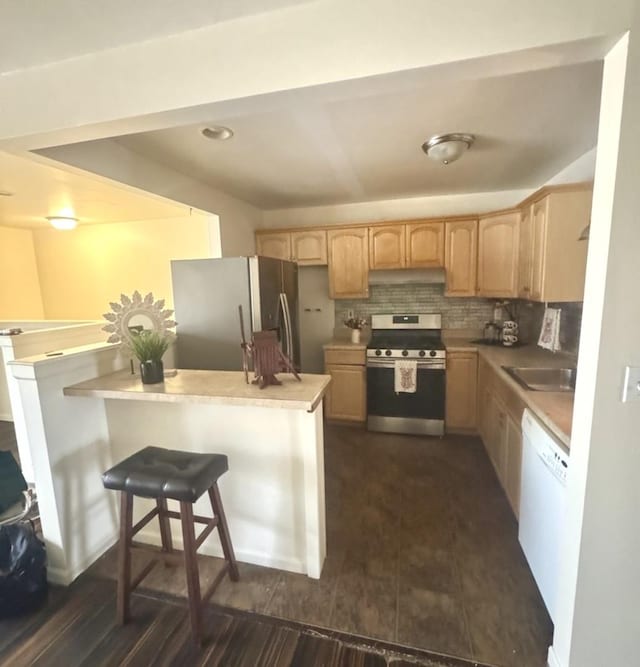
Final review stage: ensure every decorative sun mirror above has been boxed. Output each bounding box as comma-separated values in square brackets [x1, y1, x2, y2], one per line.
[102, 291, 176, 354]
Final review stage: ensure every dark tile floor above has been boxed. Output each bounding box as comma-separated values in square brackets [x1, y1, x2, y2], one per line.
[91, 424, 552, 667]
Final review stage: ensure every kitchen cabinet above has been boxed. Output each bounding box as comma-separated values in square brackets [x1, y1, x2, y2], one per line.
[477, 210, 520, 298]
[256, 232, 291, 260]
[406, 221, 445, 268]
[525, 186, 592, 302]
[369, 225, 406, 269]
[518, 204, 533, 298]
[446, 351, 478, 433]
[324, 347, 366, 422]
[444, 219, 477, 297]
[476, 355, 526, 520]
[291, 230, 327, 265]
[327, 227, 369, 299]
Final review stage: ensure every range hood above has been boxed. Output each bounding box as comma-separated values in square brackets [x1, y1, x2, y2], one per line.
[368, 268, 446, 285]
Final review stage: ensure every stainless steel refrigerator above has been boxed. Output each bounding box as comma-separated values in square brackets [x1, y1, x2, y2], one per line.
[170, 256, 300, 371]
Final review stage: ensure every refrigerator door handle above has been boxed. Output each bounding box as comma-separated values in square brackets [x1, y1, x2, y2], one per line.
[280, 292, 293, 361]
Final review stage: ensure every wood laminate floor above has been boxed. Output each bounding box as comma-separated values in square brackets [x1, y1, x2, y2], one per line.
[88, 424, 551, 667]
[0, 575, 488, 667]
[0, 420, 550, 666]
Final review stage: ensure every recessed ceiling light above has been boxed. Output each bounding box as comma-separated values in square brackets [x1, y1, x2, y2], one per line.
[46, 216, 78, 230]
[202, 126, 234, 141]
[422, 133, 475, 165]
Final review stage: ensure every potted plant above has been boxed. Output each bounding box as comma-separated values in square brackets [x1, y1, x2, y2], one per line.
[343, 315, 368, 344]
[129, 330, 170, 384]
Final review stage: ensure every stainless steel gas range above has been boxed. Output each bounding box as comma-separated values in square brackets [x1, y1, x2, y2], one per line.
[366, 313, 446, 436]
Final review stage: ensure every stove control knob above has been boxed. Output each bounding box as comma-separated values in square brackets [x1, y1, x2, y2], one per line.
[419, 350, 426, 357]
[375, 349, 382, 356]
[430, 350, 437, 358]
[402, 349, 409, 357]
[385, 349, 392, 356]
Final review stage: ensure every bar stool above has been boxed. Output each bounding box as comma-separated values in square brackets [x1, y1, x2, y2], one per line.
[102, 446, 239, 644]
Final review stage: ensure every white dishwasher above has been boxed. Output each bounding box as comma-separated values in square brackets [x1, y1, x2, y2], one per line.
[519, 409, 569, 623]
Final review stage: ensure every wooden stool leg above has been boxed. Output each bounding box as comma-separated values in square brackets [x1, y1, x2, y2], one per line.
[156, 497, 173, 553]
[180, 501, 203, 644]
[209, 484, 239, 581]
[117, 492, 133, 625]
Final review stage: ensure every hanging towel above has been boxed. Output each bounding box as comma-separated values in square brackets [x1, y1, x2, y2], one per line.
[395, 359, 417, 393]
[538, 307, 562, 352]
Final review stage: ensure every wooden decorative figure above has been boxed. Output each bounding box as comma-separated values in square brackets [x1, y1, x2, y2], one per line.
[239, 306, 301, 389]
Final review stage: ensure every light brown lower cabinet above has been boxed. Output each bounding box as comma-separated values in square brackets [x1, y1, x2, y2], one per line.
[446, 351, 478, 433]
[477, 355, 525, 520]
[324, 348, 366, 422]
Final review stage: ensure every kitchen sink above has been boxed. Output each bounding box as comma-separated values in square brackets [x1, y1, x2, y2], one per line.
[502, 366, 577, 392]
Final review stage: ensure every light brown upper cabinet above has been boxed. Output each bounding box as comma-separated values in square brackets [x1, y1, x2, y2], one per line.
[518, 204, 533, 298]
[369, 225, 406, 270]
[527, 186, 592, 302]
[444, 219, 477, 297]
[291, 230, 327, 265]
[406, 221, 445, 268]
[477, 210, 520, 298]
[256, 232, 291, 260]
[327, 227, 369, 299]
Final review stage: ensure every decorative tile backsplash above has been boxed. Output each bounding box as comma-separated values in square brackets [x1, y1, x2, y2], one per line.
[334, 283, 583, 355]
[334, 284, 494, 329]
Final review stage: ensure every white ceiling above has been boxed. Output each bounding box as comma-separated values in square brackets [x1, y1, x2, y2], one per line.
[0, 152, 190, 229]
[115, 61, 603, 210]
[0, 0, 305, 74]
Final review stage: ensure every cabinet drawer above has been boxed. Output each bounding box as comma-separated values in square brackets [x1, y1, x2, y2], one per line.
[324, 349, 365, 366]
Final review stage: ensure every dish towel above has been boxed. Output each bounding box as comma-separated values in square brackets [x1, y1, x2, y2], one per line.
[538, 307, 562, 352]
[395, 359, 417, 393]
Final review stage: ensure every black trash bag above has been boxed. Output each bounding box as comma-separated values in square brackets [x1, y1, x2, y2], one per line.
[0, 522, 48, 618]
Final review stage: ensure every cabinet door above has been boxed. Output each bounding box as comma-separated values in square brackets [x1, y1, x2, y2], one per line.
[369, 225, 405, 269]
[324, 364, 366, 422]
[406, 222, 445, 268]
[327, 228, 369, 299]
[256, 233, 291, 260]
[530, 198, 548, 301]
[518, 204, 533, 298]
[446, 352, 478, 432]
[477, 211, 520, 297]
[504, 414, 523, 518]
[444, 220, 477, 297]
[291, 230, 327, 265]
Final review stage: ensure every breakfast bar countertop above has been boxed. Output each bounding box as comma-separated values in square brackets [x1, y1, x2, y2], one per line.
[64, 368, 331, 413]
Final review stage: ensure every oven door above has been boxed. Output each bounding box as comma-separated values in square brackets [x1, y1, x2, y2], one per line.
[366, 359, 445, 436]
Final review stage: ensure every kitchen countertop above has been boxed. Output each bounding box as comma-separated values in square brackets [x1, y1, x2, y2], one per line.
[64, 369, 331, 412]
[323, 340, 367, 351]
[444, 335, 575, 449]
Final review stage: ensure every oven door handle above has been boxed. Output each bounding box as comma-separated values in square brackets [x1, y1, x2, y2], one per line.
[366, 359, 446, 370]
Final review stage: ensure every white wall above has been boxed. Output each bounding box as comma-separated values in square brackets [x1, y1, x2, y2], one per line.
[0, 1, 633, 147]
[551, 26, 640, 667]
[544, 148, 596, 186]
[37, 140, 261, 256]
[263, 189, 532, 228]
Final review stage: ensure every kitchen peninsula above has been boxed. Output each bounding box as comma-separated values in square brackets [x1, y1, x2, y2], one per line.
[9, 343, 330, 586]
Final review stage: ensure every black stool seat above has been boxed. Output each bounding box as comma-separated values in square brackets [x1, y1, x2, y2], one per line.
[102, 446, 228, 502]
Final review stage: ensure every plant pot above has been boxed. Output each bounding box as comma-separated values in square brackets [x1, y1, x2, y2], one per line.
[140, 360, 164, 384]
[350, 328, 361, 344]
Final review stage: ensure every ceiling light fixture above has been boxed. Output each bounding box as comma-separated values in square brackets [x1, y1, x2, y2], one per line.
[46, 216, 78, 230]
[202, 126, 234, 141]
[422, 133, 475, 165]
